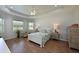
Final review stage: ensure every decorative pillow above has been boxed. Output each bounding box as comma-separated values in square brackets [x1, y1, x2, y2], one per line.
[45, 28, 52, 34]
[35, 28, 39, 32]
[38, 27, 52, 34]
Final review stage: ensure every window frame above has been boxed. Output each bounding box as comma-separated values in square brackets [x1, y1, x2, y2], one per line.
[0, 18, 4, 36]
[13, 20, 24, 31]
[28, 22, 34, 30]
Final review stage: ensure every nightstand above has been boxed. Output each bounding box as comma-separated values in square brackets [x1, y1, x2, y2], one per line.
[51, 32, 60, 40]
[21, 32, 28, 38]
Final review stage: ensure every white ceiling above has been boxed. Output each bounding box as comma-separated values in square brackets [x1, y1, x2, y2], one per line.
[0, 5, 79, 19]
[7, 5, 64, 16]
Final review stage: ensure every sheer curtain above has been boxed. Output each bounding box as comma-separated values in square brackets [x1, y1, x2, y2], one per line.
[0, 18, 4, 37]
[13, 20, 24, 31]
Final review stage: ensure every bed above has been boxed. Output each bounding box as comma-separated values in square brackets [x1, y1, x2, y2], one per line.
[28, 28, 52, 47]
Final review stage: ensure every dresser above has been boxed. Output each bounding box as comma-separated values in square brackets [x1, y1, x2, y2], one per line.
[68, 24, 79, 49]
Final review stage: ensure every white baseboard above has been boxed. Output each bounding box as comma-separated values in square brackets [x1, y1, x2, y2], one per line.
[4, 36, 16, 40]
[59, 39, 68, 41]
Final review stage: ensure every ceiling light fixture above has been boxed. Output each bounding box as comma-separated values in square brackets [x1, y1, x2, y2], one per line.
[30, 8, 36, 15]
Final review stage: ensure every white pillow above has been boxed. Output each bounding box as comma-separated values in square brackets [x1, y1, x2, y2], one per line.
[38, 27, 52, 34]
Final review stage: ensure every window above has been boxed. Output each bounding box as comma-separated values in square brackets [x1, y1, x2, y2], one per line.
[28, 22, 34, 30]
[13, 20, 24, 31]
[0, 18, 4, 36]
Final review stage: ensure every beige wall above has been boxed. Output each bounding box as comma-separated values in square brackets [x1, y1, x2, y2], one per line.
[35, 7, 79, 41]
[0, 12, 35, 40]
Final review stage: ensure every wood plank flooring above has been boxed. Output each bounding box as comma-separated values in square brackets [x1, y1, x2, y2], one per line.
[5, 38, 79, 53]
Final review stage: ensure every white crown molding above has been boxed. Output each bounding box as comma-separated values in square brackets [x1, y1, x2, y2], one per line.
[0, 6, 37, 19]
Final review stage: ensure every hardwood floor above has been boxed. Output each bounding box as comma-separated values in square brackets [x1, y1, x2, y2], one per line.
[5, 38, 79, 53]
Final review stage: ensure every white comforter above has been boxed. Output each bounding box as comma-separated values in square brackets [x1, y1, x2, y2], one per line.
[28, 32, 50, 47]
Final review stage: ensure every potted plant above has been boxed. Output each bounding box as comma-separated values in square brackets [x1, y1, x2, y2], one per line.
[16, 29, 20, 38]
